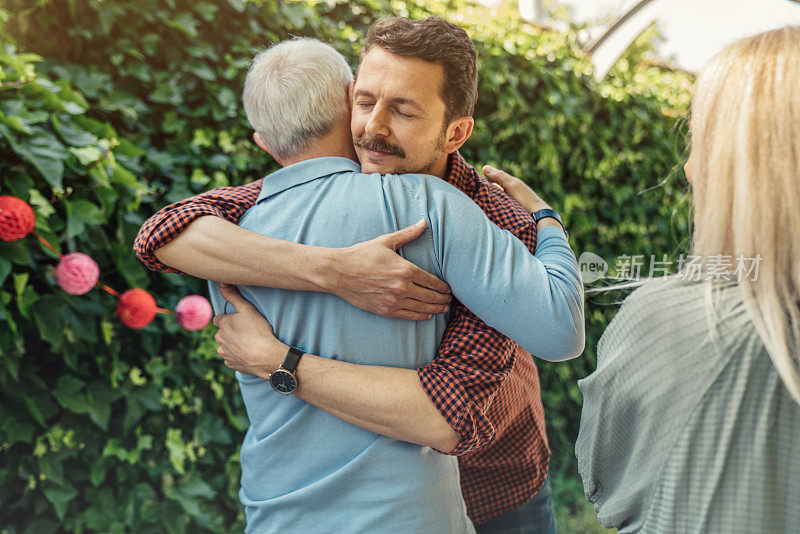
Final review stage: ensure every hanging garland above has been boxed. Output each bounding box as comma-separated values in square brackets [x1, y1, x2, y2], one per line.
[0, 194, 213, 331]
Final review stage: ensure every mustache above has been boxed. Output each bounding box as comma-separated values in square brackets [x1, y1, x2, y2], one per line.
[353, 135, 406, 158]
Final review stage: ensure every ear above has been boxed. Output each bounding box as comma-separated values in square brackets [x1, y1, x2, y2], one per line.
[442, 116, 474, 154]
[253, 132, 283, 165]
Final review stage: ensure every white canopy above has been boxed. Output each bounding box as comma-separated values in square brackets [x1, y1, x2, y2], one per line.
[478, 0, 800, 78]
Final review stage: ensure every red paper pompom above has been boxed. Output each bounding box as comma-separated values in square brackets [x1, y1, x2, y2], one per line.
[117, 288, 157, 329]
[55, 252, 100, 295]
[0, 195, 36, 242]
[175, 295, 213, 331]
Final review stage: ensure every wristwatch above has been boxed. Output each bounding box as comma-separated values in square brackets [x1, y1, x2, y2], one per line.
[268, 346, 304, 395]
[531, 208, 568, 238]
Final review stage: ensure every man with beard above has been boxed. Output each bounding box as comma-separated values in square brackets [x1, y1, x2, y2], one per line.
[134, 17, 583, 533]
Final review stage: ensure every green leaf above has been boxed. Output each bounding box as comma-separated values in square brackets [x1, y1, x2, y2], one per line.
[0, 240, 30, 264]
[150, 81, 182, 105]
[122, 396, 146, 435]
[0, 257, 11, 286]
[41, 482, 79, 521]
[114, 138, 145, 158]
[87, 381, 115, 430]
[64, 305, 98, 342]
[165, 428, 187, 474]
[90, 457, 111, 487]
[111, 165, 138, 187]
[64, 199, 106, 238]
[39, 453, 67, 486]
[22, 393, 58, 428]
[33, 296, 66, 349]
[69, 145, 102, 165]
[191, 62, 216, 82]
[167, 13, 200, 38]
[53, 375, 89, 414]
[194, 413, 231, 445]
[13, 273, 38, 319]
[161, 111, 187, 134]
[0, 111, 32, 134]
[13, 272, 28, 297]
[100, 318, 114, 346]
[1, 126, 69, 188]
[177, 472, 215, 499]
[21, 519, 59, 534]
[27, 188, 56, 219]
[62, 101, 86, 114]
[3, 420, 35, 447]
[161, 506, 188, 534]
[216, 87, 237, 113]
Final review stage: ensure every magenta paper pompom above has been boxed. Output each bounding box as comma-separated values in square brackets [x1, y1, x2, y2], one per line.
[55, 252, 100, 295]
[175, 295, 213, 331]
[0, 195, 36, 242]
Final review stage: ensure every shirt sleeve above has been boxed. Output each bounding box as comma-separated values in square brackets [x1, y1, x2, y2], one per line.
[133, 179, 263, 273]
[427, 184, 585, 361]
[418, 302, 518, 455]
[417, 181, 584, 455]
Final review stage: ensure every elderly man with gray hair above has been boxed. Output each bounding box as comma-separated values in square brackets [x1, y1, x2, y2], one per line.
[136, 27, 583, 533]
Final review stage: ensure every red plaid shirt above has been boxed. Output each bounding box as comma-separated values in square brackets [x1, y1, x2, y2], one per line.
[133, 152, 549, 524]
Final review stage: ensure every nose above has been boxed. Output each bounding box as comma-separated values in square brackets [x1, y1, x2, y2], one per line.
[364, 102, 391, 138]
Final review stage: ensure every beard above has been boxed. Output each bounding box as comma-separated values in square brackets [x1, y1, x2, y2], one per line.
[353, 129, 447, 175]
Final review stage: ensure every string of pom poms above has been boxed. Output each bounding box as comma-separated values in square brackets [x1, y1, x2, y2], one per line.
[0, 195, 213, 331]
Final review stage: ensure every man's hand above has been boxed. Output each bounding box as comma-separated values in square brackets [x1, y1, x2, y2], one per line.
[482, 165, 551, 214]
[213, 283, 287, 379]
[326, 219, 452, 321]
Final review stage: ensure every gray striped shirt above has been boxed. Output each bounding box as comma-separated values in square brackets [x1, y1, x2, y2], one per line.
[576, 278, 800, 533]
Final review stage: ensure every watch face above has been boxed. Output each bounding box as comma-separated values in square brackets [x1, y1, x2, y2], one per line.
[269, 369, 297, 395]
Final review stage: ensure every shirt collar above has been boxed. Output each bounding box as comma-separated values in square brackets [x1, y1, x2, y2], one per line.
[257, 156, 361, 203]
[446, 151, 480, 196]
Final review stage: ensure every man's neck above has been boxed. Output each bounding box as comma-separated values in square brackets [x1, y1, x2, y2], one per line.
[428, 155, 449, 180]
[280, 127, 358, 167]
[282, 149, 356, 167]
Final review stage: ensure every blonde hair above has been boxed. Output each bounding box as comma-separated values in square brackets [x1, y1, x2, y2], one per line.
[690, 26, 800, 403]
[242, 38, 353, 160]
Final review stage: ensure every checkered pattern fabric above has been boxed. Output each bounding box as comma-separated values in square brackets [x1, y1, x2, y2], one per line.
[132, 152, 549, 525]
[134, 179, 265, 273]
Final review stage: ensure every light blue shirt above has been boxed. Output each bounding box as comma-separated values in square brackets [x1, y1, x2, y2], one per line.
[207, 157, 583, 533]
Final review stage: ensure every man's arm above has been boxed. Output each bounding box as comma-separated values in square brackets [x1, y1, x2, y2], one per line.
[134, 182, 452, 320]
[213, 283, 460, 452]
[425, 180, 585, 360]
[133, 179, 264, 273]
[213, 190, 583, 452]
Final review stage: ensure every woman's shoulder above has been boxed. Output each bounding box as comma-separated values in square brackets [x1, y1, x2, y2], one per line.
[599, 278, 704, 350]
[616, 277, 747, 336]
[622, 276, 707, 313]
[595, 277, 755, 377]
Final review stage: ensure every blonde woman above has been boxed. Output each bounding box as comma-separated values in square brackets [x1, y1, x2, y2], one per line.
[574, 27, 800, 533]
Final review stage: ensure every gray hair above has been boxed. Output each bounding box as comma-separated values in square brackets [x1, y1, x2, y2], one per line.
[243, 38, 353, 160]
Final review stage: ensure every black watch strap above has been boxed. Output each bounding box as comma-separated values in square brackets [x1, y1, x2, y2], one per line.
[531, 208, 567, 238]
[281, 346, 304, 373]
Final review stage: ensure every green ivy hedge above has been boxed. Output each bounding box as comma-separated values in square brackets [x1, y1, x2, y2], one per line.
[1, 0, 692, 531]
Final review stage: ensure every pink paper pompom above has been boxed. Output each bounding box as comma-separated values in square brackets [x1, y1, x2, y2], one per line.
[0, 195, 36, 241]
[55, 252, 100, 295]
[117, 288, 157, 329]
[175, 295, 213, 331]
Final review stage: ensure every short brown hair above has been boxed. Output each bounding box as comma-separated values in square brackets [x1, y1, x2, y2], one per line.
[362, 17, 478, 125]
